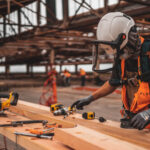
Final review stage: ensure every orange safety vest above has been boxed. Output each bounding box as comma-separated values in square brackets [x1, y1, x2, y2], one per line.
[64, 72, 71, 78]
[121, 37, 150, 128]
[80, 69, 86, 76]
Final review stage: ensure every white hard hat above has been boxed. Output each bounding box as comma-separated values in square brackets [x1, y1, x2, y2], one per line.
[97, 12, 135, 49]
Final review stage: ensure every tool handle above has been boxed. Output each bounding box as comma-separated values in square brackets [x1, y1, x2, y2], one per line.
[14, 132, 53, 139]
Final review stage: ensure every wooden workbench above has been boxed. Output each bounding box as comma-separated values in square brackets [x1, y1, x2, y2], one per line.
[0, 100, 149, 150]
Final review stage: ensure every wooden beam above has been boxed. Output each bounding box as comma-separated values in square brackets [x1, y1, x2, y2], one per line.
[18, 8, 21, 35]
[0, 0, 36, 9]
[50, 49, 55, 65]
[0, 22, 37, 27]
[3, 15, 6, 38]
[34, 37, 86, 45]
[8, 100, 150, 150]
[68, 3, 150, 30]
[7, 0, 10, 22]
[123, 0, 150, 6]
[62, 0, 69, 28]
[39, 1, 58, 25]
[104, 0, 109, 13]
[37, 0, 41, 27]
[136, 20, 150, 25]
[59, 47, 91, 52]
[5, 64, 9, 76]
[46, 0, 56, 25]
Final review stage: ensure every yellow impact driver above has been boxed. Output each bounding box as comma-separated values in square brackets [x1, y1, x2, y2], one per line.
[50, 103, 64, 113]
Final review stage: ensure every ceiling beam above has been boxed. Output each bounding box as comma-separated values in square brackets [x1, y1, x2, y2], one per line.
[123, 0, 150, 6]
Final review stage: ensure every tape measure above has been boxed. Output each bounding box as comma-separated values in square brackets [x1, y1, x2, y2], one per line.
[82, 112, 95, 120]
[50, 103, 64, 113]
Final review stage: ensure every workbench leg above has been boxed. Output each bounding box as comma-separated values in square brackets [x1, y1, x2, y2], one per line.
[0, 136, 8, 150]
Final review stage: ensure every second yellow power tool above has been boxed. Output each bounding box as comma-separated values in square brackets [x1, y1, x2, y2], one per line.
[0, 92, 19, 112]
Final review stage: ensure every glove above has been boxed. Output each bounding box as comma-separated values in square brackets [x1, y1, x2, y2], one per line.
[131, 109, 150, 130]
[71, 95, 94, 110]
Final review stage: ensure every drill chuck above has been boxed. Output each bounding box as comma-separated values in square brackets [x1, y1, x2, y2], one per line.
[53, 107, 68, 116]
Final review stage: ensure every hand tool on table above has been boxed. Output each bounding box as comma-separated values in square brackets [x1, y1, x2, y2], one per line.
[27, 128, 54, 135]
[0, 120, 48, 127]
[14, 132, 53, 150]
[0, 92, 19, 112]
[82, 112, 106, 122]
[14, 132, 53, 139]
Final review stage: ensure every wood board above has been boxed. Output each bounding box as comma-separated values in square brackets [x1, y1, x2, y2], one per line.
[7, 100, 150, 150]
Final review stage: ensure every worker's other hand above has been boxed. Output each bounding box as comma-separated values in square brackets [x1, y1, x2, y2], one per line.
[71, 95, 94, 110]
[131, 109, 150, 130]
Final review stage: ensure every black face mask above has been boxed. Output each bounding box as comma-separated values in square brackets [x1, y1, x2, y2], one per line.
[127, 26, 142, 53]
[120, 27, 141, 59]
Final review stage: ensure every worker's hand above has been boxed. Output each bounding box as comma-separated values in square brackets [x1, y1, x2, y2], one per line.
[131, 109, 150, 130]
[71, 95, 94, 110]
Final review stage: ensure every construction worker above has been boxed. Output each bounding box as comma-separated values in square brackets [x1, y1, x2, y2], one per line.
[71, 12, 150, 130]
[63, 69, 71, 86]
[79, 68, 86, 86]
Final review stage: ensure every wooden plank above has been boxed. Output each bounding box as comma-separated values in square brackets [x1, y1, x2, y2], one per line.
[55, 125, 146, 150]
[9, 100, 150, 150]
[64, 114, 150, 149]
[9, 104, 75, 128]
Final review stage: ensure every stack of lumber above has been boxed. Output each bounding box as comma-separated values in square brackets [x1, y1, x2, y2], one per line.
[0, 100, 149, 150]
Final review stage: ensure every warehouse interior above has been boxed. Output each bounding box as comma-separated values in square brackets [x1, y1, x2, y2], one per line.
[0, 0, 150, 150]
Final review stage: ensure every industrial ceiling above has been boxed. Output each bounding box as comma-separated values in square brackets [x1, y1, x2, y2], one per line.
[0, 0, 150, 66]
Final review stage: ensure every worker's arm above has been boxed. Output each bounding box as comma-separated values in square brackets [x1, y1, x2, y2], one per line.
[71, 81, 118, 110]
[71, 59, 121, 110]
[92, 81, 117, 100]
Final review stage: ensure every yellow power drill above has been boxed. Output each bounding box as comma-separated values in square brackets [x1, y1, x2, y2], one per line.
[0, 92, 19, 112]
